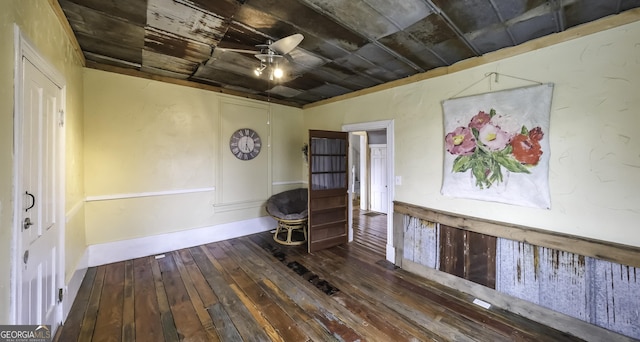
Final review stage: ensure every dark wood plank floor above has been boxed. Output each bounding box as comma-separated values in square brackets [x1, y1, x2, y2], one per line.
[55, 210, 583, 341]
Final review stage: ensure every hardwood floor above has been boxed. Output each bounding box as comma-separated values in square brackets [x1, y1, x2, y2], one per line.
[55, 210, 583, 341]
[352, 209, 387, 256]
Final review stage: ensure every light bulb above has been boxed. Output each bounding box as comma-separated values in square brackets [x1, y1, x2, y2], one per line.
[254, 68, 262, 76]
[273, 67, 283, 79]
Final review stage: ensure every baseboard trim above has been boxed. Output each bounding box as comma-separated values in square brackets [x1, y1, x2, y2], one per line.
[62, 248, 88, 322]
[385, 243, 395, 263]
[87, 216, 277, 267]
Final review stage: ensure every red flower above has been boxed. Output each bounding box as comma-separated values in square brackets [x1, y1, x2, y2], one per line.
[469, 111, 491, 130]
[510, 134, 542, 165]
[529, 126, 544, 141]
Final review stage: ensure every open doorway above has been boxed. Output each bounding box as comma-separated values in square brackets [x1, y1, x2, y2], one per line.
[351, 130, 388, 213]
[342, 121, 395, 263]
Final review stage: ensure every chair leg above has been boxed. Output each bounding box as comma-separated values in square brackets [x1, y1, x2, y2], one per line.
[273, 220, 307, 246]
[286, 227, 294, 244]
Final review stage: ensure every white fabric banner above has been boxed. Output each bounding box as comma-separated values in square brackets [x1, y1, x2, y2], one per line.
[441, 84, 554, 209]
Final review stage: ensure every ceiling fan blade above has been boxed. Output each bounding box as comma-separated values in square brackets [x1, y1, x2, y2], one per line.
[218, 47, 260, 55]
[269, 33, 304, 55]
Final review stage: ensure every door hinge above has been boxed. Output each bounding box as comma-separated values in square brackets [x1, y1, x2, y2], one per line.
[58, 109, 64, 127]
[58, 288, 64, 303]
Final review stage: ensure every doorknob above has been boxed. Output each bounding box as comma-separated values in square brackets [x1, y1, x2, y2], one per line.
[23, 217, 33, 230]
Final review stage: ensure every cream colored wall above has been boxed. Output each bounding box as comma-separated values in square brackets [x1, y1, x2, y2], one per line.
[271, 105, 306, 193]
[304, 20, 640, 248]
[0, 0, 85, 323]
[83, 69, 304, 244]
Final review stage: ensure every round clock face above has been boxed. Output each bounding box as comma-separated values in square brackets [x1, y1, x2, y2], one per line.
[230, 128, 262, 160]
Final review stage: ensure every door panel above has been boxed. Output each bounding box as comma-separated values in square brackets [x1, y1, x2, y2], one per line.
[19, 58, 62, 327]
[370, 145, 387, 213]
[308, 130, 349, 253]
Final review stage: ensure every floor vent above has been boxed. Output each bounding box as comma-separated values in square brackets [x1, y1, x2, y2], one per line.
[262, 243, 340, 296]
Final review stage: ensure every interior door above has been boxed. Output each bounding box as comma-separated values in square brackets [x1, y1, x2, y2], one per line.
[308, 130, 349, 252]
[19, 57, 62, 328]
[369, 145, 387, 213]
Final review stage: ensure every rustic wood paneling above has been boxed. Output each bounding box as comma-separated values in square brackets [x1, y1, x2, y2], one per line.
[467, 230, 496, 289]
[496, 239, 640, 338]
[395, 201, 640, 269]
[396, 202, 640, 340]
[439, 224, 496, 288]
[439, 224, 466, 279]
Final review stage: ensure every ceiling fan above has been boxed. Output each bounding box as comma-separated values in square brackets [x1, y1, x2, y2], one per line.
[218, 33, 304, 80]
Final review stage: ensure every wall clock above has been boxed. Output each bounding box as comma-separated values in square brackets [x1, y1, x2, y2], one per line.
[229, 128, 262, 160]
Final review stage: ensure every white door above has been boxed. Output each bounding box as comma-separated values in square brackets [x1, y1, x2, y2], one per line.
[369, 145, 387, 213]
[18, 57, 63, 329]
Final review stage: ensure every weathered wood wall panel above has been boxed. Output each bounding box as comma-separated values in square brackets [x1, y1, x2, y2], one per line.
[592, 259, 640, 338]
[496, 242, 640, 338]
[402, 216, 438, 269]
[398, 205, 640, 340]
[395, 201, 640, 269]
[439, 225, 466, 280]
[497, 240, 590, 320]
[440, 225, 496, 288]
[467, 230, 496, 289]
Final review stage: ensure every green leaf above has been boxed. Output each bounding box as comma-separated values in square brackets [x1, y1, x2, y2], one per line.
[494, 154, 530, 173]
[472, 165, 487, 189]
[489, 108, 496, 118]
[521, 125, 529, 135]
[471, 127, 479, 140]
[452, 155, 472, 172]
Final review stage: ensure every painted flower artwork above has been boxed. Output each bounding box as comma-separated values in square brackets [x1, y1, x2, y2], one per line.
[441, 84, 553, 209]
[445, 109, 544, 189]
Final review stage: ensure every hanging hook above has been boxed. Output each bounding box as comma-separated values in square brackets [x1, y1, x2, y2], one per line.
[484, 72, 499, 83]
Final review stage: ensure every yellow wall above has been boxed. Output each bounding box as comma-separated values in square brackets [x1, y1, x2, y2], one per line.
[304, 20, 640, 248]
[83, 69, 304, 244]
[0, 0, 85, 323]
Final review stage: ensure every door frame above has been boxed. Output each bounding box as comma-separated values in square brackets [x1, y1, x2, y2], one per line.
[342, 120, 394, 262]
[11, 25, 66, 325]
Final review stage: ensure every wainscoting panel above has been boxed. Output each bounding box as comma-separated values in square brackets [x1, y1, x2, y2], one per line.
[402, 216, 438, 269]
[396, 203, 640, 340]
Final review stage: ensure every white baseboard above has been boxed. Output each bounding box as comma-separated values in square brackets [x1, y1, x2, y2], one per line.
[386, 243, 395, 263]
[62, 248, 88, 322]
[87, 216, 277, 267]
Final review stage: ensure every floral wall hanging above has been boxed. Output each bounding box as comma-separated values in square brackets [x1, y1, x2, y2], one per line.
[441, 84, 554, 209]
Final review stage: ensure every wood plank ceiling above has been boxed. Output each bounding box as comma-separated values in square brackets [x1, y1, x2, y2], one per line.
[59, 0, 640, 107]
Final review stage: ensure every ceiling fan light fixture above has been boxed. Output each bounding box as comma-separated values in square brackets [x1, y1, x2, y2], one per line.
[254, 63, 266, 76]
[273, 66, 283, 79]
